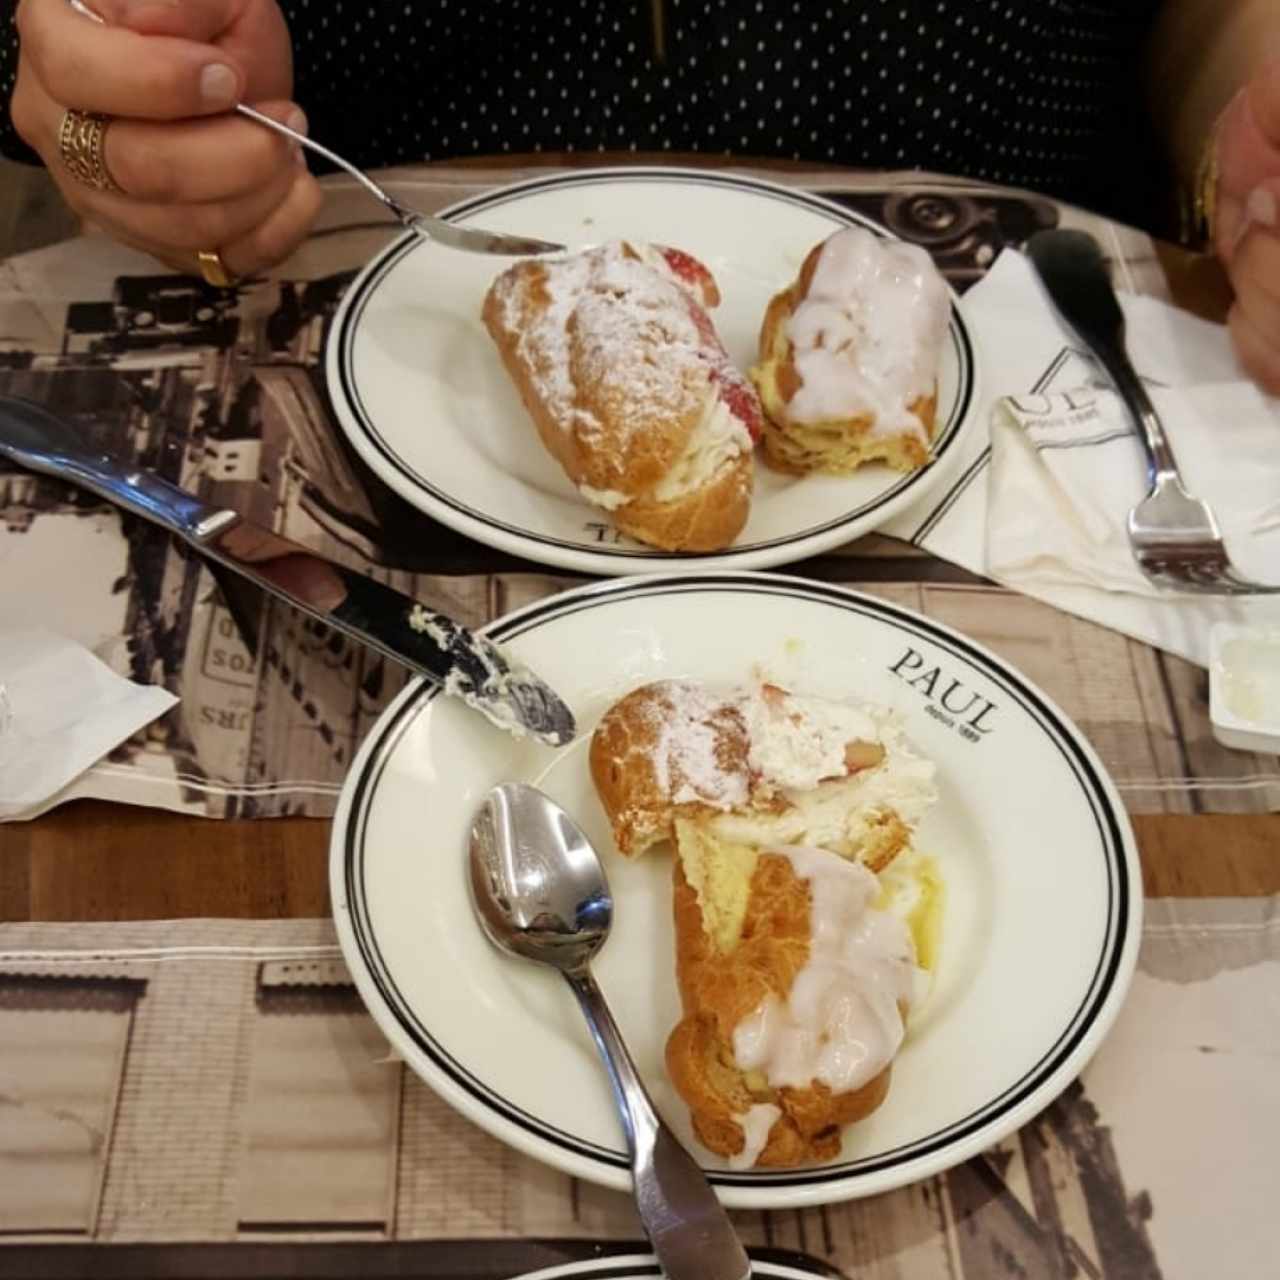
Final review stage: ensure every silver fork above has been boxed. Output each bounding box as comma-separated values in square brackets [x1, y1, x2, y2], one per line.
[1027, 229, 1280, 596]
[68, 0, 563, 258]
[230, 104, 564, 257]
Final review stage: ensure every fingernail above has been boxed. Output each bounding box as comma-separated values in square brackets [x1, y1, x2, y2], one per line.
[1246, 186, 1278, 230]
[285, 107, 308, 137]
[200, 63, 238, 109]
[114, 0, 180, 13]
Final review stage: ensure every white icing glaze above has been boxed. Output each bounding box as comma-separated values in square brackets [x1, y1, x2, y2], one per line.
[729, 1102, 782, 1170]
[784, 226, 949, 439]
[731, 848, 921, 1095]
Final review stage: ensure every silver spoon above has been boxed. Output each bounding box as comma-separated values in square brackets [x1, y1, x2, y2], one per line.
[67, 0, 563, 257]
[469, 783, 751, 1280]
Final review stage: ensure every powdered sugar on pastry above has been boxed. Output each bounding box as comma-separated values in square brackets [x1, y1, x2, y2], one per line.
[638, 680, 751, 811]
[784, 226, 949, 440]
[492, 241, 755, 486]
[590, 676, 936, 867]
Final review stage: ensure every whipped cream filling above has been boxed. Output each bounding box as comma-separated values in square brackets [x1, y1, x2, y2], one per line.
[636, 680, 936, 855]
[578, 483, 630, 510]
[709, 686, 937, 850]
[741, 686, 879, 790]
[708, 760, 936, 853]
[650, 387, 753, 504]
[784, 226, 949, 439]
[731, 848, 922, 1095]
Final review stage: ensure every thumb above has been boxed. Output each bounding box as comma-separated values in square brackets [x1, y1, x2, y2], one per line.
[91, 0, 247, 42]
[1246, 57, 1280, 147]
[1214, 61, 1280, 256]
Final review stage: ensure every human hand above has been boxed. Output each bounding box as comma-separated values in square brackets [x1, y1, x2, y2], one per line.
[10, 0, 322, 280]
[1214, 57, 1280, 394]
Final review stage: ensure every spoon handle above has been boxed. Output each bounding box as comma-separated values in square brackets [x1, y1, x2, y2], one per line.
[563, 970, 750, 1280]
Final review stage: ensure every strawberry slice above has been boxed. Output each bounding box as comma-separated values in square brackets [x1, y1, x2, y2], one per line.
[659, 246, 712, 287]
[712, 369, 763, 443]
[682, 293, 763, 445]
[686, 298, 720, 348]
[658, 246, 719, 306]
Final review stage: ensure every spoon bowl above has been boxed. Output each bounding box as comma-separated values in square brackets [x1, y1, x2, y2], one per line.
[469, 782, 613, 972]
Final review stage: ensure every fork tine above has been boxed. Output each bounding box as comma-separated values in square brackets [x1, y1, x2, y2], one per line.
[1221, 568, 1280, 595]
[1029, 233, 1280, 598]
[1129, 483, 1280, 595]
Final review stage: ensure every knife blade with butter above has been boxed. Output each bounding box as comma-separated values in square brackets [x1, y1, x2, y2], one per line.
[0, 395, 576, 747]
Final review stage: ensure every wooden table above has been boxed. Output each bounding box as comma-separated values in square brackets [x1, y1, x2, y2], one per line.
[0, 156, 1275, 923]
[2, 157, 1278, 1280]
[5, 804, 1278, 921]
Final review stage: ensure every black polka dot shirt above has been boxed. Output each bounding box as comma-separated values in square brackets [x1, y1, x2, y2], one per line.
[3, 0, 1168, 228]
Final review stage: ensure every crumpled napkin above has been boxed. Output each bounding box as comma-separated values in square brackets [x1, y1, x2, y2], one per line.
[0, 628, 177, 821]
[987, 378, 1280, 596]
[884, 247, 1280, 666]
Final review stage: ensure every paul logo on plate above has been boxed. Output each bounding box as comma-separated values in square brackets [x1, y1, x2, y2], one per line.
[888, 647, 997, 742]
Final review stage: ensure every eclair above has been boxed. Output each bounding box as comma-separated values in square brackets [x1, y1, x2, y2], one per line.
[483, 241, 762, 551]
[666, 839, 922, 1168]
[588, 676, 940, 1169]
[751, 226, 950, 475]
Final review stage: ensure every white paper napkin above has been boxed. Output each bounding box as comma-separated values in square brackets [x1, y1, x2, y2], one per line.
[0, 628, 178, 821]
[988, 380, 1280, 593]
[884, 248, 1280, 665]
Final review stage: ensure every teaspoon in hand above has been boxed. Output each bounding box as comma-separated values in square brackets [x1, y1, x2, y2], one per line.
[67, 0, 563, 257]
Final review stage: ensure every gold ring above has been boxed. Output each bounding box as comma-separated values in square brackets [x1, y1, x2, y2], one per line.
[196, 249, 236, 288]
[57, 108, 122, 195]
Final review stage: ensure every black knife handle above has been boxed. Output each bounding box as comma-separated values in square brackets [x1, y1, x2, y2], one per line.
[1025, 229, 1183, 488]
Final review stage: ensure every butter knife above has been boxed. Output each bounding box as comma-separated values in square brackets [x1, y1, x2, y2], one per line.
[0, 395, 576, 746]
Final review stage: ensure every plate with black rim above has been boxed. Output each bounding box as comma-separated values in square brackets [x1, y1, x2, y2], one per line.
[329, 572, 1141, 1209]
[509, 1254, 845, 1280]
[324, 167, 979, 575]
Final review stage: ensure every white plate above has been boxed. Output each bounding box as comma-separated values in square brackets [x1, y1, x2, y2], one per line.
[330, 573, 1141, 1209]
[512, 1255, 839, 1280]
[325, 169, 979, 575]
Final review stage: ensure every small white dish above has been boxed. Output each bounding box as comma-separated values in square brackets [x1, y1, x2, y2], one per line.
[329, 572, 1142, 1209]
[1208, 621, 1280, 754]
[324, 167, 980, 576]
